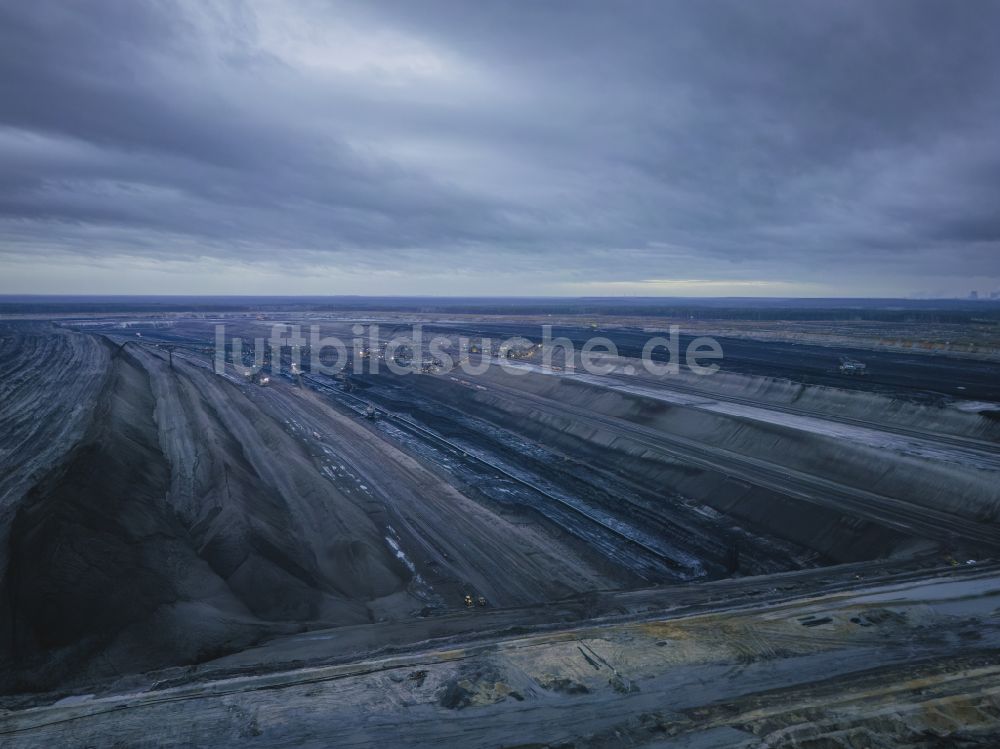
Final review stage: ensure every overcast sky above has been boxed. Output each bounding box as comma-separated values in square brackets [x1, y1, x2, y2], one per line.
[1, 1, 998, 297]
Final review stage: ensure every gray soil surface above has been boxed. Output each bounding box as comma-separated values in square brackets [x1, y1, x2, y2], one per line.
[1, 316, 998, 747]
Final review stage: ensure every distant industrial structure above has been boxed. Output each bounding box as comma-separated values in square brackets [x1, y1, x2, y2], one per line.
[838, 356, 867, 375]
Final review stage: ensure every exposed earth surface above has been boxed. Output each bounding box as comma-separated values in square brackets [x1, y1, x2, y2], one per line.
[1, 299, 998, 747]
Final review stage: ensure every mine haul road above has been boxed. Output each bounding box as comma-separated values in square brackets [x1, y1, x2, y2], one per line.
[1, 561, 998, 748]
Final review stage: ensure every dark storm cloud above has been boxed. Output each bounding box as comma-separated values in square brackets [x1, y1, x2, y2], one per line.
[1, 0, 999, 293]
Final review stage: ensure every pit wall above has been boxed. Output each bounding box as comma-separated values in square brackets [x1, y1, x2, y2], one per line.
[429, 368, 1000, 561]
[625, 364, 1000, 442]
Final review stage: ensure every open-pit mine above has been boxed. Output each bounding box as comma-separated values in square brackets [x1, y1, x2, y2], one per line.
[1, 298, 999, 748]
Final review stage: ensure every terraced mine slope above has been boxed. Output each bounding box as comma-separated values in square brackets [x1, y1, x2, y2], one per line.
[0, 327, 631, 691]
[0, 315, 998, 747]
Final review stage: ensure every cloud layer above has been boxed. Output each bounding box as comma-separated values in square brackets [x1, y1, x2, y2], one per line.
[1, 0, 999, 295]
